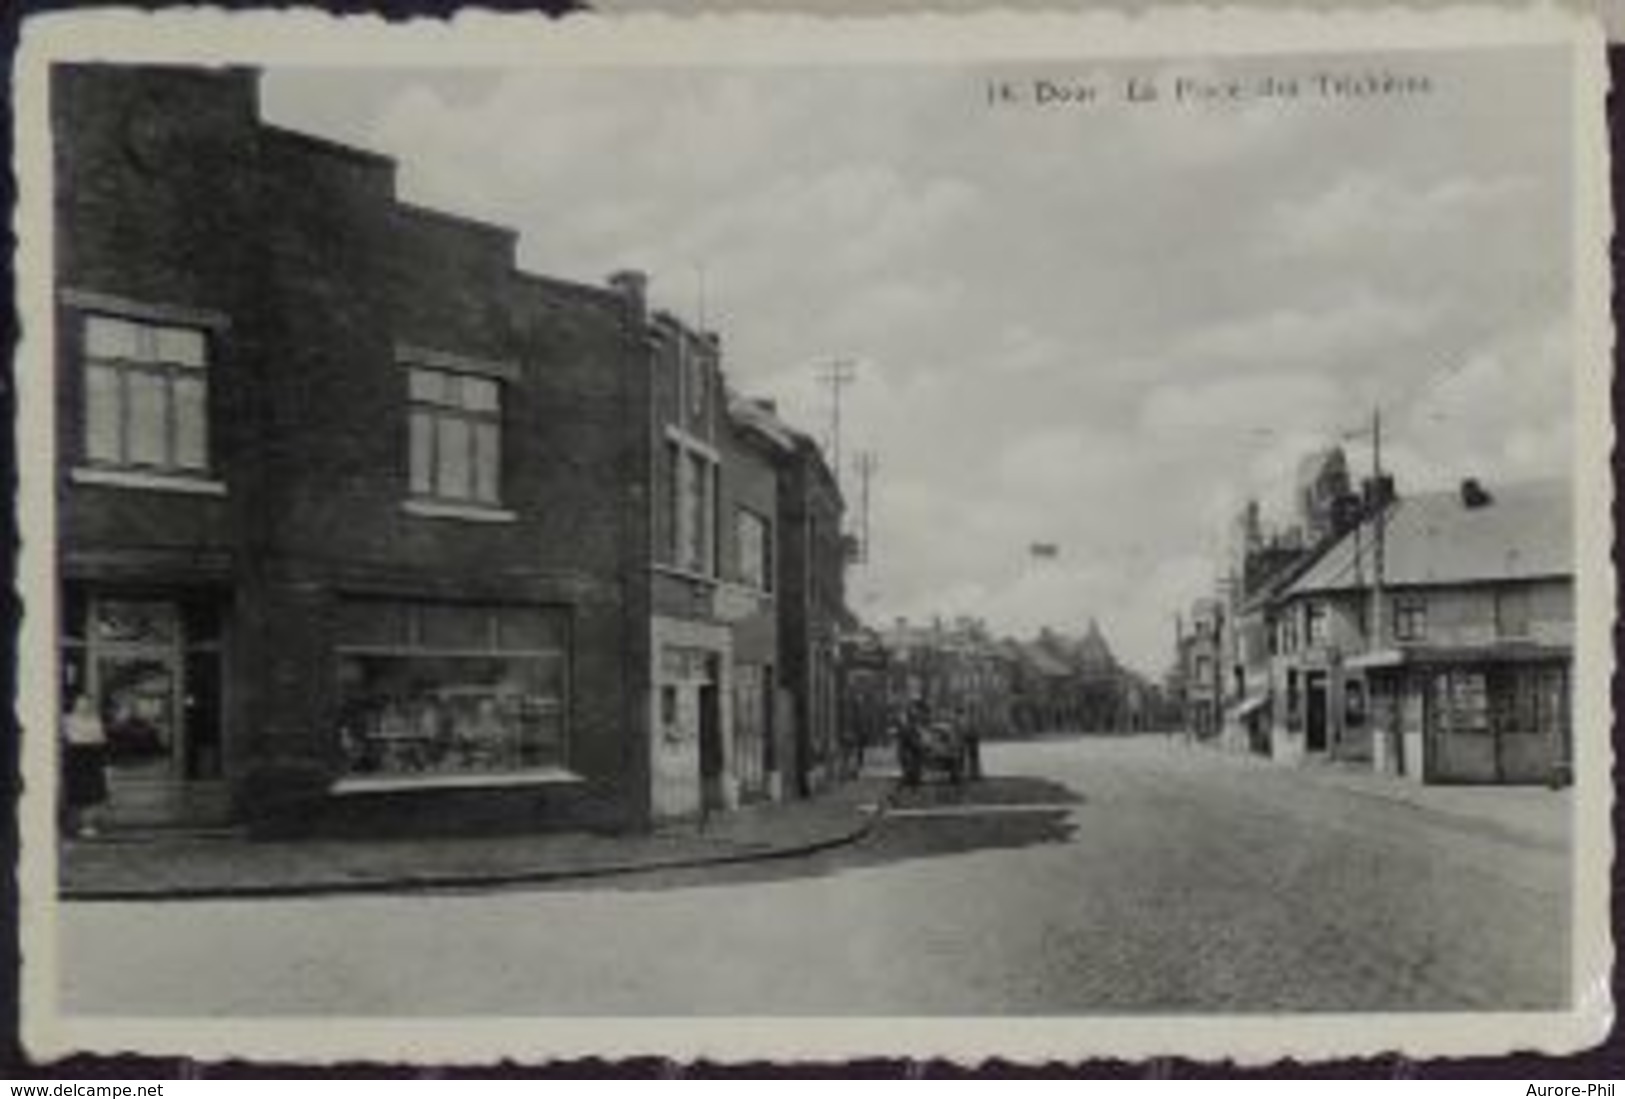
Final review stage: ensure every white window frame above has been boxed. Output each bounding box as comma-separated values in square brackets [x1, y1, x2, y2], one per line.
[406, 365, 504, 509]
[80, 311, 213, 477]
[663, 427, 720, 578]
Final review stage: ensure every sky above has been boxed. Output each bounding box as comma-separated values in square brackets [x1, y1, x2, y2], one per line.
[260, 46, 1576, 676]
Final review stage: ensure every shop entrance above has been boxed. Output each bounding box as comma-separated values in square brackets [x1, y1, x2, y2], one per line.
[698, 660, 724, 813]
[63, 593, 226, 826]
[1305, 672, 1328, 753]
[653, 643, 712, 819]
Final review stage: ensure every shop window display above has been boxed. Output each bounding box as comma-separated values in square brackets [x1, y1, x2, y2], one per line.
[336, 599, 569, 777]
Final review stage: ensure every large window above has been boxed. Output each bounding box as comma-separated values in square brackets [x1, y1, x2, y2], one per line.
[735, 508, 773, 591]
[1430, 670, 1488, 735]
[335, 600, 568, 778]
[83, 313, 210, 473]
[408, 368, 502, 506]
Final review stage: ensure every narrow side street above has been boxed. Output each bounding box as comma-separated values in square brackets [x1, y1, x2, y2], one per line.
[61, 736, 1571, 1017]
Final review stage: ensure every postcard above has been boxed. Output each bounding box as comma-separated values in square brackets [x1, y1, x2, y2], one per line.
[13, 3, 1613, 1065]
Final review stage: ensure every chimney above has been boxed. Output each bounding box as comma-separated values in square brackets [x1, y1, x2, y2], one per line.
[606, 269, 648, 324]
[1363, 474, 1396, 511]
[1461, 478, 1493, 509]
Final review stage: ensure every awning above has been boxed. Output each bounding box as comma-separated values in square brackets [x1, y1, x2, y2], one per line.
[1227, 694, 1268, 720]
[1347, 648, 1404, 670]
[1348, 643, 1571, 671]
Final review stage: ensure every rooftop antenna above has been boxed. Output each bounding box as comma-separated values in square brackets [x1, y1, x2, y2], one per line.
[816, 358, 858, 496]
[854, 450, 879, 563]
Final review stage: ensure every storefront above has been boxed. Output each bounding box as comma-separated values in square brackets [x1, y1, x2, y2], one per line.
[1360, 649, 1571, 785]
[650, 617, 733, 820]
[60, 585, 230, 826]
[330, 597, 571, 787]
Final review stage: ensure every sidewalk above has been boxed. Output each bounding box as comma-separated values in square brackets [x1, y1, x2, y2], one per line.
[1294, 758, 1572, 851]
[1200, 741, 1572, 851]
[60, 775, 892, 902]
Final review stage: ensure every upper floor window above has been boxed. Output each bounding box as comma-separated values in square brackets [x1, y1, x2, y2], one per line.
[735, 507, 773, 591]
[83, 313, 210, 473]
[1394, 595, 1427, 642]
[408, 368, 501, 506]
[667, 439, 717, 576]
[1305, 602, 1328, 646]
[1495, 587, 1532, 639]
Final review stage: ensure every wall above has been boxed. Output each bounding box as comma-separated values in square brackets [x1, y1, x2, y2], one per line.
[1377, 579, 1572, 648]
[54, 66, 263, 577]
[55, 64, 652, 831]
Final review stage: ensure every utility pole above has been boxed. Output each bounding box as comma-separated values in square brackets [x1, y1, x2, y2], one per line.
[1370, 406, 1386, 652]
[853, 450, 878, 564]
[816, 359, 857, 497]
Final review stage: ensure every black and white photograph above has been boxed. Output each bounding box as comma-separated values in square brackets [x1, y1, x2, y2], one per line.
[14, 6, 1613, 1064]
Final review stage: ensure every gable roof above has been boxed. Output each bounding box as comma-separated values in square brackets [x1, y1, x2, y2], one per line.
[1016, 640, 1074, 678]
[1072, 618, 1118, 673]
[727, 396, 798, 453]
[1283, 479, 1571, 598]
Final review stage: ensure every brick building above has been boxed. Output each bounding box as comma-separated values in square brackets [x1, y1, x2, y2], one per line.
[1272, 479, 1572, 784]
[52, 64, 845, 833]
[777, 434, 847, 794]
[719, 396, 796, 804]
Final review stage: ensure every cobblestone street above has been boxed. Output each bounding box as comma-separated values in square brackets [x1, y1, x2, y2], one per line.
[60, 736, 1571, 1016]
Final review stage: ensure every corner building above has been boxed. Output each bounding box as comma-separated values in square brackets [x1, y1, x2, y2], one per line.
[54, 65, 664, 833]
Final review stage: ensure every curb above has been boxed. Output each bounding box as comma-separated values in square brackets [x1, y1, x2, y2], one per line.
[61, 789, 895, 904]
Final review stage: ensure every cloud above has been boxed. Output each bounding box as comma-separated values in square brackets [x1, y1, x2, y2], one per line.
[1172, 293, 1441, 371]
[1140, 373, 1345, 439]
[1269, 172, 1539, 257]
[259, 51, 1578, 676]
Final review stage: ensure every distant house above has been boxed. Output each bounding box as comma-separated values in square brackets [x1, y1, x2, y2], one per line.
[879, 616, 1014, 738]
[1011, 632, 1082, 733]
[1180, 599, 1224, 740]
[1068, 618, 1127, 733]
[1272, 479, 1572, 784]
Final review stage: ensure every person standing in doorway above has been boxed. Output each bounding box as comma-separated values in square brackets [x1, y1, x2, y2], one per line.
[62, 692, 109, 838]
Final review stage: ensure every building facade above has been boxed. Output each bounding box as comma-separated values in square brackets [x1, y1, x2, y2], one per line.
[54, 64, 847, 834]
[1179, 599, 1224, 741]
[721, 396, 795, 802]
[778, 437, 847, 795]
[1273, 479, 1573, 785]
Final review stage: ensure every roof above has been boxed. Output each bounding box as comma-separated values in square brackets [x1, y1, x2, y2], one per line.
[1238, 539, 1338, 615]
[1284, 479, 1572, 598]
[1073, 618, 1118, 674]
[1016, 640, 1074, 678]
[727, 396, 798, 453]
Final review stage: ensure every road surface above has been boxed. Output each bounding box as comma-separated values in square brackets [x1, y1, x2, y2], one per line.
[59, 736, 1571, 1016]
